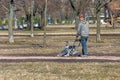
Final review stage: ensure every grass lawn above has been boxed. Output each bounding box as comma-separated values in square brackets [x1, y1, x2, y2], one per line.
[0, 35, 120, 55]
[0, 62, 120, 80]
[0, 25, 120, 80]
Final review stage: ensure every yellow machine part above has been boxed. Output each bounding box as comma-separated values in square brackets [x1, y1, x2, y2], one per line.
[117, 17, 120, 20]
[110, 8, 120, 25]
[115, 8, 120, 10]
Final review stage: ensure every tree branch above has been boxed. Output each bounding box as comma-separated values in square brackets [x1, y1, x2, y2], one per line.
[69, 0, 76, 11]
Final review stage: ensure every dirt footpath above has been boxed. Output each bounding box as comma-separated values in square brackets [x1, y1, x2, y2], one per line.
[0, 55, 120, 62]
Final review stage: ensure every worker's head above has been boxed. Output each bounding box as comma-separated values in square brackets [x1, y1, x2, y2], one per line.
[79, 13, 85, 21]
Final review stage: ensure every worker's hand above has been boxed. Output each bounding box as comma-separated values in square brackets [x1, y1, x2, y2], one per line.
[76, 35, 79, 38]
[75, 35, 78, 41]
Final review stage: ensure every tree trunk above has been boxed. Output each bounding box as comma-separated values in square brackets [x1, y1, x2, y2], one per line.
[14, 12, 17, 29]
[43, 0, 47, 47]
[26, 14, 31, 30]
[75, 15, 79, 29]
[8, 3, 14, 43]
[30, 0, 34, 37]
[41, 11, 45, 29]
[96, 11, 101, 42]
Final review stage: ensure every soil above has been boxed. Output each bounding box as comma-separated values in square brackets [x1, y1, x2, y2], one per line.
[0, 53, 120, 63]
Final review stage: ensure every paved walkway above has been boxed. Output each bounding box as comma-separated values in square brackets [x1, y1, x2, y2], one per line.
[0, 55, 120, 62]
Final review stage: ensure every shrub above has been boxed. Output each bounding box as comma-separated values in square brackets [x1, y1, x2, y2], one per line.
[0, 19, 2, 26]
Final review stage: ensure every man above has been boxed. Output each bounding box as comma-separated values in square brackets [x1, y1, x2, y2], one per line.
[76, 13, 89, 57]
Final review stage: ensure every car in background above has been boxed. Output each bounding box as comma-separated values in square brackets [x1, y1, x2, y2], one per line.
[0, 25, 6, 30]
[34, 23, 41, 29]
[18, 23, 41, 30]
[18, 25, 23, 30]
[23, 23, 27, 29]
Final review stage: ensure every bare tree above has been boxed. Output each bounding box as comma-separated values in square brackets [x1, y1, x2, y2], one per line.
[8, 0, 14, 43]
[94, 0, 112, 42]
[34, 0, 46, 28]
[95, 0, 102, 42]
[69, 0, 91, 27]
[0, 0, 9, 18]
[47, 0, 63, 24]
[31, 0, 34, 37]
